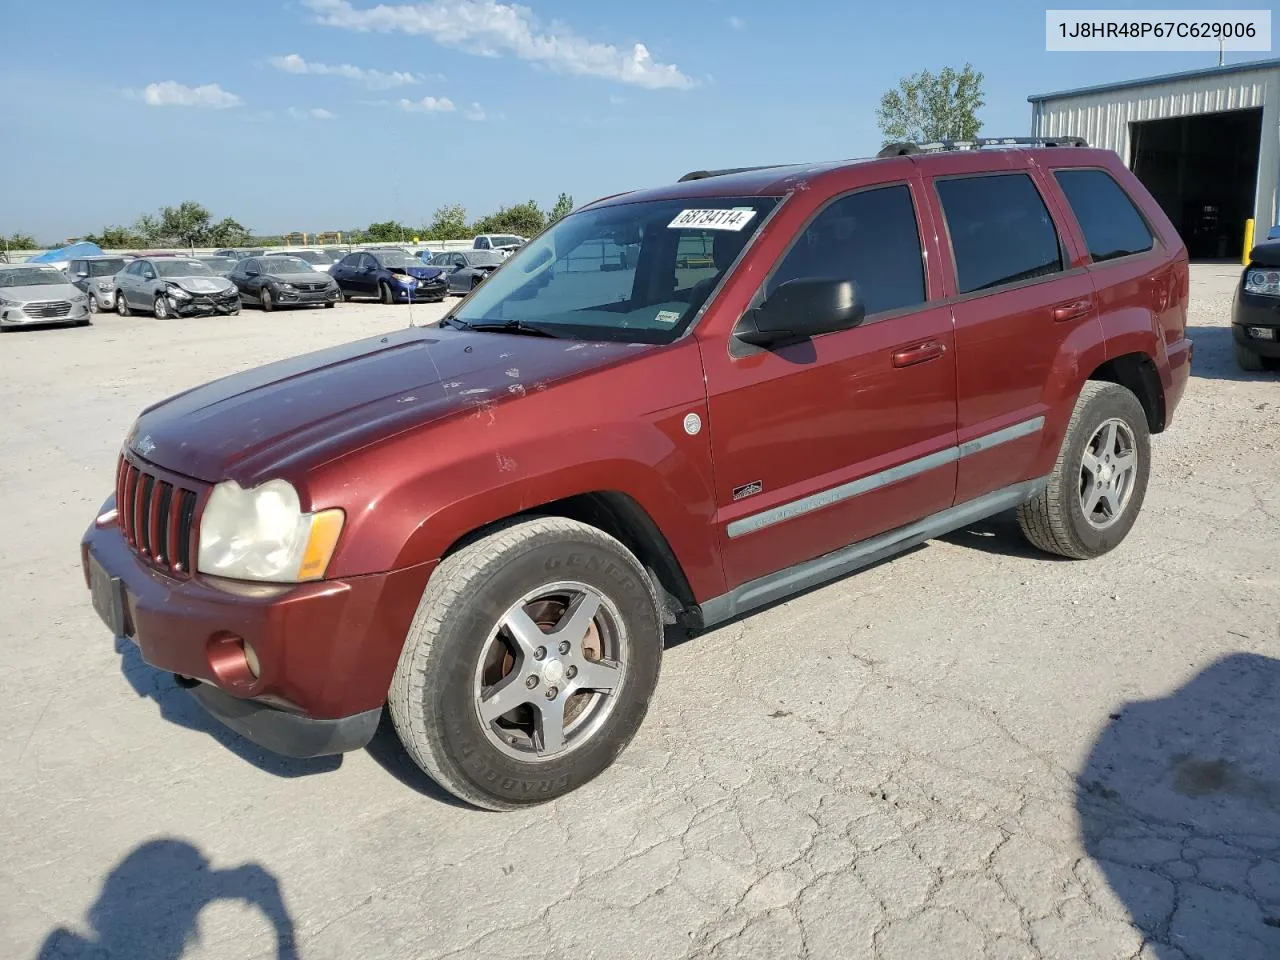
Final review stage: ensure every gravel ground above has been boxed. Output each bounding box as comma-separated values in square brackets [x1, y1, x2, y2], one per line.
[2, 266, 1277, 960]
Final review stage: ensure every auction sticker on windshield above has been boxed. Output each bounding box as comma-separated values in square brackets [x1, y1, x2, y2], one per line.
[668, 208, 757, 231]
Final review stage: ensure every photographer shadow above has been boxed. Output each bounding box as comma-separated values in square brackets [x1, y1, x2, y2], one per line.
[36, 838, 297, 959]
[1077, 652, 1280, 959]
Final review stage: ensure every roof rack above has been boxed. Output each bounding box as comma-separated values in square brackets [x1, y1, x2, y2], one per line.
[876, 137, 1089, 158]
[677, 165, 785, 182]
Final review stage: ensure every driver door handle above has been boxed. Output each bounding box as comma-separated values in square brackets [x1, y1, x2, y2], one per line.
[1053, 298, 1094, 322]
[892, 340, 946, 368]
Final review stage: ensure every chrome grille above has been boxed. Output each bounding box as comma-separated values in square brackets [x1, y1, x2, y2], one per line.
[25, 300, 72, 318]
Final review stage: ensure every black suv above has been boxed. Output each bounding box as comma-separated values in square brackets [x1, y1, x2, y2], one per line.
[1233, 240, 1280, 371]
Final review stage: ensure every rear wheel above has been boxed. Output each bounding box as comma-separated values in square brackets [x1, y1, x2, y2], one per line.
[261, 287, 274, 312]
[115, 292, 130, 317]
[380, 281, 394, 305]
[388, 517, 663, 810]
[1017, 381, 1151, 559]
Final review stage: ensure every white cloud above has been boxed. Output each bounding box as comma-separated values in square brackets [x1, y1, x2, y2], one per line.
[398, 95, 457, 112]
[142, 81, 242, 109]
[287, 105, 339, 119]
[463, 101, 486, 121]
[269, 52, 420, 89]
[728, 15, 745, 29]
[303, 0, 692, 90]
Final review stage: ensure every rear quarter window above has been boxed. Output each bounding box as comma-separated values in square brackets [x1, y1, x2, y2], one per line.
[1053, 169, 1155, 263]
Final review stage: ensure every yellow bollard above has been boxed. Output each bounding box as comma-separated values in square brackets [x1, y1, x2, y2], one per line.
[1242, 218, 1254, 265]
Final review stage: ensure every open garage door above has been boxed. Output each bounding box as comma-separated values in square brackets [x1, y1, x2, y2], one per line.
[1129, 107, 1262, 259]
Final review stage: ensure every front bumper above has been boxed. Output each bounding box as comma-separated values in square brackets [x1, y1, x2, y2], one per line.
[1232, 291, 1280, 359]
[275, 287, 340, 306]
[0, 301, 90, 326]
[397, 281, 447, 302]
[171, 293, 240, 317]
[82, 505, 435, 756]
[90, 288, 115, 309]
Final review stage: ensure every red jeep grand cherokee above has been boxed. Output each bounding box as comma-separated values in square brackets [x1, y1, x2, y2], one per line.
[83, 139, 1192, 809]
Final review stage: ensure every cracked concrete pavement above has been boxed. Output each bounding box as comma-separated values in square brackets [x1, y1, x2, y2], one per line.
[2, 266, 1278, 959]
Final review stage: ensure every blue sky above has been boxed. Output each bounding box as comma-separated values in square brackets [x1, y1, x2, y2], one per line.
[0, 0, 1273, 242]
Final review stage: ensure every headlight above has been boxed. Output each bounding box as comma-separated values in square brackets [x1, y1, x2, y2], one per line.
[72, 292, 88, 302]
[1245, 269, 1280, 297]
[167, 285, 192, 300]
[96, 281, 113, 291]
[197, 479, 345, 583]
[0, 297, 17, 307]
[392, 273, 417, 286]
[277, 282, 297, 292]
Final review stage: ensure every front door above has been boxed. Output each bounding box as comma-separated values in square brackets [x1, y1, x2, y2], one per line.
[699, 182, 959, 589]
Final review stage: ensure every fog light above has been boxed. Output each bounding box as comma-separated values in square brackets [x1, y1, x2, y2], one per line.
[1248, 327, 1276, 341]
[243, 641, 261, 679]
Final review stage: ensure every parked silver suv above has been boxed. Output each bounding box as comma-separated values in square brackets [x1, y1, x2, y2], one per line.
[115, 257, 240, 319]
[0, 263, 91, 329]
[69, 256, 132, 314]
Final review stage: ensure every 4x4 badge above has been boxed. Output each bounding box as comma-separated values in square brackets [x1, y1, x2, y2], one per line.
[733, 480, 763, 501]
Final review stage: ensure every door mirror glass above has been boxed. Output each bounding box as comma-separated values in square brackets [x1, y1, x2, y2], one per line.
[735, 278, 866, 347]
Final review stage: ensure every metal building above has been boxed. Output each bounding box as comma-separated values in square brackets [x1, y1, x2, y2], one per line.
[1029, 58, 1279, 258]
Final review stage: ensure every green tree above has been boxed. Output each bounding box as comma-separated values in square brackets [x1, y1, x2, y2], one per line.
[1, 232, 38, 250]
[154, 201, 215, 249]
[876, 64, 984, 145]
[208, 217, 251, 248]
[547, 193, 574, 224]
[84, 225, 144, 249]
[473, 200, 546, 238]
[424, 204, 469, 240]
[363, 220, 411, 243]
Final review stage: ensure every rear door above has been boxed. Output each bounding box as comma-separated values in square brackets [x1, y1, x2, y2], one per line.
[699, 180, 959, 589]
[928, 165, 1100, 504]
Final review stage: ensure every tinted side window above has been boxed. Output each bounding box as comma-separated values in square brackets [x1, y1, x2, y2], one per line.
[936, 174, 1063, 295]
[1054, 169, 1154, 263]
[767, 184, 926, 316]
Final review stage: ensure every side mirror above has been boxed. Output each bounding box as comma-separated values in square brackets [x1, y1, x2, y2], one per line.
[734, 278, 865, 347]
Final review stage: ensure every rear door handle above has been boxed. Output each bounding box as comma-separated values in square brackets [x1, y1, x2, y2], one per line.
[1053, 298, 1094, 322]
[892, 340, 946, 367]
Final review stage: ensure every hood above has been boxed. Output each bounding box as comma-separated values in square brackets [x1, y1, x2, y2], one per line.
[269, 271, 335, 285]
[393, 264, 443, 281]
[2, 282, 82, 303]
[128, 326, 650, 484]
[167, 275, 235, 295]
[1249, 240, 1280, 268]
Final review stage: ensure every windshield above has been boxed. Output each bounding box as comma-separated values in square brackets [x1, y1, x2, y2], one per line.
[199, 257, 235, 272]
[260, 257, 315, 274]
[0, 266, 68, 287]
[453, 196, 779, 343]
[87, 259, 128, 277]
[491, 235, 523, 247]
[156, 259, 214, 278]
[374, 252, 424, 270]
[283, 250, 335, 264]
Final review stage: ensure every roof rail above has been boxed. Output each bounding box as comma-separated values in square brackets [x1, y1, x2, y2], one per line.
[677, 165, 785, 182]
[876, 137, 1089, 158]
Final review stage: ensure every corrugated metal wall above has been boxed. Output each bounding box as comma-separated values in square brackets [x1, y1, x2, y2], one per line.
[1030, 64, 1280, 233]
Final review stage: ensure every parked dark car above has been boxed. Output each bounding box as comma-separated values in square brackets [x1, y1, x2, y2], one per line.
[198, 256, 237, 278]
[330, 250, 446, 303]
[425, 249, 505, 294]
[114, 257, 240, 319]
[229, 256, 340, 312]
[213, 248, 265, 261]
[68, 256, 133, 313]
[1231, 239, 1280, 371]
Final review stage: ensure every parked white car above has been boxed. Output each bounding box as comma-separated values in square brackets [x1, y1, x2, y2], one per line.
[0, 263, 92, 329]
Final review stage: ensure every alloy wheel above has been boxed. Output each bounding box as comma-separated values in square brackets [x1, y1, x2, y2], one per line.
[1079, 418, 1138, 530]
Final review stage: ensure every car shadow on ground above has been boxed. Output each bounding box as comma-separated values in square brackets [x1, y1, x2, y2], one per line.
[363, 713, 474, 809]
[34, 838, 298, 960]
[1077, 652, 1280, 959]
[116, 638, 341, 778]
[1187, 325, 1280, 383]
[937, 507, 1074, 560]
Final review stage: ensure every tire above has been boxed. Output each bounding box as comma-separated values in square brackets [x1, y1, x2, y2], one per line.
[1234, 341, 1267, 372]
[334, 288, 345, 303]
[153, 295, 169, 320]
[1017, 381, 1151, 560]
[388, 517, 663, 810]
[88, 296, 99, 315]
[261, 287, 274, 313]
[380, 281, 394, 305]
[324, 300, 336, 309]
[471, 276, 482, 290]
[115, 292, 130, 317]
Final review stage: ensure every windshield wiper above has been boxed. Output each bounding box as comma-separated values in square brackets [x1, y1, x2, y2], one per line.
[454, 318, 564, 338]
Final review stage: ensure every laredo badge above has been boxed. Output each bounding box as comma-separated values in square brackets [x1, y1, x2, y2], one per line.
[732, 480, 763, 501]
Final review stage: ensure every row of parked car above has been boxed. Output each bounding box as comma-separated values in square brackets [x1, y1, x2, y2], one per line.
[0, 237, 525, 328]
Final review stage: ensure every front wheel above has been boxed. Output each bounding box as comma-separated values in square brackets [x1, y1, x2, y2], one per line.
[115, 292, 130, 317]
[1017, 381, 1151, 559]
[153, 295, 170, 320]
[261, 287, 274, 312]
[380, 281, 394, 305]
[388, 517, 663, 810]
[1234, 341, 1271, 372]
[88, 296, 100, 315]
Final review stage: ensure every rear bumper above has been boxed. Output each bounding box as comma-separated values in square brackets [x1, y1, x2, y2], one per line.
[1232, 293, 1280, 358]
[82, 505, 436, 754]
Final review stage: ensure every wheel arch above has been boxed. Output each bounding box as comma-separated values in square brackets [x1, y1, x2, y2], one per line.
[1088, 351, 1165, 433]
